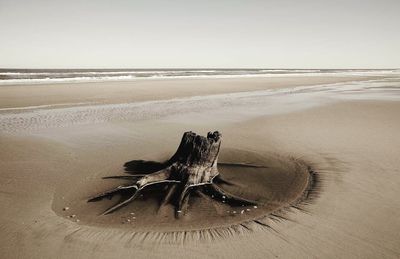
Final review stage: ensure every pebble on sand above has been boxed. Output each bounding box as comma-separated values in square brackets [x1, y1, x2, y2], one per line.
[63, 207, 69, 211]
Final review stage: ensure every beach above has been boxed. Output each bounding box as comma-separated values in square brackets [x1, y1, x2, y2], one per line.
[1, 72, 400, 258]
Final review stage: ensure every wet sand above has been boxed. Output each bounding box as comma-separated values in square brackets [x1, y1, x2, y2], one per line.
[1, 74, 400, 258]
[0, 75, 378, 110]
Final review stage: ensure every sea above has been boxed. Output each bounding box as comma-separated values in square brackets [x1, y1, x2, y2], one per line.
[0, 68, 398, 85]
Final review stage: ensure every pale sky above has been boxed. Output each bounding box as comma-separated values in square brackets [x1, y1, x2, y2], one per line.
[0, 0, 399, 69]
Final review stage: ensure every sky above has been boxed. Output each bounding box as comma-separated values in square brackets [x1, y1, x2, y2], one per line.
[0, 0, 399, 69]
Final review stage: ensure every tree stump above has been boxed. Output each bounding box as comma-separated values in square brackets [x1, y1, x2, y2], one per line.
[89, 131, 257, 217]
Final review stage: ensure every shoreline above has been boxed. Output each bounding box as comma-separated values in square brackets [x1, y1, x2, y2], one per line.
[0, 68, 395, 86]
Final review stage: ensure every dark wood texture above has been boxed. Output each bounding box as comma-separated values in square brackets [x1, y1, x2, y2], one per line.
[89, 131, 256, 217]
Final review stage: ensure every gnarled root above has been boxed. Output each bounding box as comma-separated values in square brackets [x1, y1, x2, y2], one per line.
[88, 131, 258, 217]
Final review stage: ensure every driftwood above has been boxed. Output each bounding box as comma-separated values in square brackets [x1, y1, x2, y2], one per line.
[89, 131, 257, 217]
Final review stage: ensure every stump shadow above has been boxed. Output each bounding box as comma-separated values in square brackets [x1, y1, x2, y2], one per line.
[123, 160, 166, 174]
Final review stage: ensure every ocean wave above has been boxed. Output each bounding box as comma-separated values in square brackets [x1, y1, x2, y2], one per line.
[0, 69, 397, 86]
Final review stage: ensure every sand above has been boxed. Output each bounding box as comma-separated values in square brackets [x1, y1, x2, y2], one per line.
[0, 75, 378, 110]
[0, 74, 400, 258]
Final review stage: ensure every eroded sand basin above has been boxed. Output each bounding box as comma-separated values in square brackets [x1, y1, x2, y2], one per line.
[0, 74, 400, 258]
[56, 148, 314, 232]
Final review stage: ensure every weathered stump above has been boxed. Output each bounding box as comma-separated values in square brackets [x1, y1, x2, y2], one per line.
[89, 131, 257, 217]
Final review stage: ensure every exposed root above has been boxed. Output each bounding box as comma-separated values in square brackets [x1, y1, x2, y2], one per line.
[176, 185, 192, 217]
[88, 131, 258, 217]
[101, 189, 142, 215]
[204, 184, 257, 206]
[88, 184, 138, 202]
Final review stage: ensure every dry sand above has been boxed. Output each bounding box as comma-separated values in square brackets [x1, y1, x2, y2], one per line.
[0, 74, 400, 258]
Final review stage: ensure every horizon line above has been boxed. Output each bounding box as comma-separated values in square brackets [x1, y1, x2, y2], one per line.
[1, 67, 399, 70]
